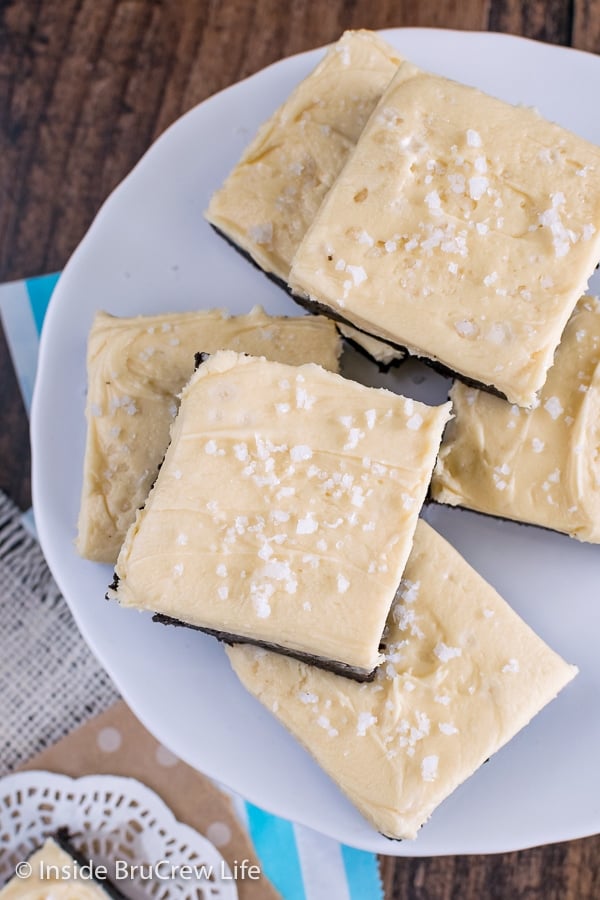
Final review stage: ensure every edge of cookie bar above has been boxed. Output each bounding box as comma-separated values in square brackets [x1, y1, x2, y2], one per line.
[335, 328, 405, 373]
[109, 565, 381, 684]
[425, 494, 587, 542]
[109, 351, 421, 682]
[290, 290, 511, 402]
[152, 613, 379, 683]
[209, 224, 403, 373]
[52, 829, 130, 900]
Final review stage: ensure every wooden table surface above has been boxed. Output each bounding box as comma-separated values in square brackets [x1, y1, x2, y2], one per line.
[2, 1, 599, 897]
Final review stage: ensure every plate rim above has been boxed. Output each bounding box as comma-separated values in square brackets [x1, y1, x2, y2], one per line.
[30, 27, 600, 856]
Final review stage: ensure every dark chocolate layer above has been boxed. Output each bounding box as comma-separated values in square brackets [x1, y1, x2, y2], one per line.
[51, 829, 130, 900]
[153, 613, 379, 683]
[289, 290, 509, 402]
[209, 224, 403, 373]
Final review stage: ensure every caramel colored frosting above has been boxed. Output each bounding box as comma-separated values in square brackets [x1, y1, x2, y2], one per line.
[206, 30, 403, 367]
[227, 519, 576, 840]
[432, 296, 600, 543]
[290, 60, 600, 407]
[115, 352, 451, 675]
[0, 840, 110, 899]
[77, 307, 341, 563]
[337, 322, 404, 366]
[206, 30, 400, 283]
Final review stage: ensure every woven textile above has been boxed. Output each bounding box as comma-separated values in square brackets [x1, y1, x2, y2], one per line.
[0, 490, 119, 773]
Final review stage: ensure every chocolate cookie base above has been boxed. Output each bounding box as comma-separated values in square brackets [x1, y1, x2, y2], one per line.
[336, 329, 405, 373]
[47, 829, 129, 900]
[426, 495, 582, 541]
[153, 612, 379, 683]
[290, 290, 510, 403]
[208, 224, 402, 373]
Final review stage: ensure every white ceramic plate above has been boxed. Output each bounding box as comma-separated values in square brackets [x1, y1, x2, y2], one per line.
[31, 29, 600, 856]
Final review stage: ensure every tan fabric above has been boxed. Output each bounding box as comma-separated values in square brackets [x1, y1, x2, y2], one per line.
[18, 701, 279, 900]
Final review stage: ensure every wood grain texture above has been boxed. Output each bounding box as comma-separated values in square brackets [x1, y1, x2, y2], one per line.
[380, 837, 600, 899]
[0, 0, 492, 283]
[573, 0, 600, 50]
[488, 0, 573, 44]
[1, 2, 600, 897]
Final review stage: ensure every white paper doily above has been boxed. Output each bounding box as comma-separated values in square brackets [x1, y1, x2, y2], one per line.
[0, 771, 238, 899]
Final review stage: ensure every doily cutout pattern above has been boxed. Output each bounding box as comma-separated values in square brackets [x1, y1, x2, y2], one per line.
[0, 771, 238, 899]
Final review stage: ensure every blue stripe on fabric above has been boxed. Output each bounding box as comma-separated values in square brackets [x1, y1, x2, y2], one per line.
[25, 272, 60, 334]
[245, 802, 306, 900]
[341, 844, 383, 900]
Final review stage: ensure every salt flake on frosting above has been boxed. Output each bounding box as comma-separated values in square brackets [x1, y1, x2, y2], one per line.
[337, 574, 350, 594]
[439, 722, 459, 735]
[297, 514, 318, 535]
[502, 658, 520, 674]
[544, 396, 564, 420]
[421, 755, 439, 782]
[356, 712, 377, 736]
[291, 445, 313, 462]
[406, 413, 423, 431]
[469, 176, 488, 201]
[434, 642, 462, 662]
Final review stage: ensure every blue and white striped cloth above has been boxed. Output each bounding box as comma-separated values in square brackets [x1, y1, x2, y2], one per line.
[0, 273, 384, 900]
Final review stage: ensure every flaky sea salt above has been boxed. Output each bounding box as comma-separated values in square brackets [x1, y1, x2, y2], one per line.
[544, 396, 564, 420]
[337, 574, 350, 594]
[356, 712, 377, 736]
[434, 642, 462, 662]
[297, 514, 318, 535]
[421, 755, 439, 782]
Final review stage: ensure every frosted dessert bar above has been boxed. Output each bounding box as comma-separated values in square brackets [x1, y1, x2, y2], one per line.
[227, 519, 576, 840]
[205, 30, 404, 367]
[432, 296, 600, 542]
[206, 30, 399, 284]
[77, 307, 341, 563]
[0, 832, 128, 899]
[113, 351, 451, 679]
[290, 60, 600, 407]
[337, 322, 405, 367]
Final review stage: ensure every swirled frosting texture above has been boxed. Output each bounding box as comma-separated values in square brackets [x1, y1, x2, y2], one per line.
[206, 30, 400, 283]
[77, 307, 341, 563]
[432, 296, 600, 543]
[290, 61, 600, 406]
[206, 30, 404, 365]
[115, 352, 450, 674]
[227, 520, 575, 840]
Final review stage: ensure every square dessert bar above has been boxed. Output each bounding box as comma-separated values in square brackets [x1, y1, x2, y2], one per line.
[227, 519, 576, 840]
[206, 30, 400, 284]
[77, 307, 341, 563]
[432, 296, 600, 543]
[0, 833, 127, 899]
[113, 351, 451, 679]
[205, 29, 404, 367]
[290, 60, 600, 407]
